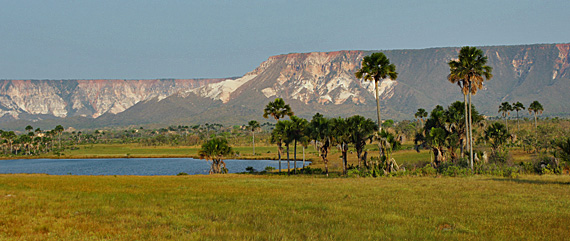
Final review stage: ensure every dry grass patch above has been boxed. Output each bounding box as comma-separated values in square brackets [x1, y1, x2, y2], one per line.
[2, 174, 570, 240]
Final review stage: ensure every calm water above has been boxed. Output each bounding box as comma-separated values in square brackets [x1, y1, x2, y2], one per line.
[0, 158, 308, 175]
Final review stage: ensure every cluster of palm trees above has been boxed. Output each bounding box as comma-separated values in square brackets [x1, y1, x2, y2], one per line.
[0, 125, 65, 156]
[262, 98, 387, 176]
[498, 100, 544, 132]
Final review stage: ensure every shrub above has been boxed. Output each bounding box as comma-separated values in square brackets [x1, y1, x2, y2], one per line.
[245, 166, 256, 173]
[177, 172, 189, 176]
[300, 166, 323, 174]
[264, 166, 276, 172]
[503, 166, 520, 179]
[347, 169, 361, 178]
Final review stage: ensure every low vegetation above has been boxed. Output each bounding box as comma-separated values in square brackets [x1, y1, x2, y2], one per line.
[2, 174, 569, 240]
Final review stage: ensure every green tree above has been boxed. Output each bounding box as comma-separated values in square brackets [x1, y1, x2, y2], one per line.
[484, 122, 510, 154]
[270, 121, 286, 173]
[377, 129, 401, 172]
[263, 98, 294, 121]
[54, 125, 64, 152]
[414, 108, 428, 128]
[275, 120, 295, 174]
[448, 46, 493, 170]
[355, 52, 398, 157]
[528, 100, 543, 129]
[347, 115, 378, 168]
[512, 101, 525, 131]
[1, 131, 16, 155]
[331, 117, 351, 175]
[247, 120, 260, 155]
[555, 137, 570, 164]
[498, 102, 513, 133]
[307, 113, 332, 176]
[290, 116, 308, 174]
[198, 137, 233, 174]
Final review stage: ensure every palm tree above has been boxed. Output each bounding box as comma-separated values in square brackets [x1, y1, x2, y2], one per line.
[25, 125, 33, 134]
[528, 100, 544, 129]
[198, 137, 233, 174]
[484, 122, 509, 154]
[247, 120, 260, 155]
[263, 98, 294, 121]
[331, 117, 351, 175]
[414, 108, 428, 129]
[275, 120, 294, 174]
[355, 52, 398, 157]
[448, 46, 493, 170]
[347, 115, 378, 168]
[270, 122, 285, 173]
[307, 113, 332, 176]
[498, 102, 513, 133]
[2, 131, 16, 155]
[512, 101, 525, 131]
[290, 116, 308, 174]
[54, 125, 64, 151]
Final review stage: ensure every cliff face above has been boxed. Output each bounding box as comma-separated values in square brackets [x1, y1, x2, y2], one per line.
[0, 78, 223, 120]
[1, 43, 569, 129]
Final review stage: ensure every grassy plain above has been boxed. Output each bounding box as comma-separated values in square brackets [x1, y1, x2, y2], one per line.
[1, 174, 569, 240]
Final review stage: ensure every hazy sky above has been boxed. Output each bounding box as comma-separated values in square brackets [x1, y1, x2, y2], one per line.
[1, 0, 568, 79]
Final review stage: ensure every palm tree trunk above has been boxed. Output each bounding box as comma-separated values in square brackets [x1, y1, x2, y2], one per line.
[342, 143, 348, 175]
[463, 93, 468, 159]
[302, 146, 305, 168]
[278, 146, 282, 173]
[374, 80, 383, 158]
[517, 110, 519, 131]
[294, 140, 297, 174]
[252, 131, 255, 155]
[505, 115, 509, 134]
[286, 145, 290, 175]
[468, 86, 474, 171]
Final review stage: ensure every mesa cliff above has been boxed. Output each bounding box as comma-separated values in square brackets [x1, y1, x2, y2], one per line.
[1, 43, 569, 129]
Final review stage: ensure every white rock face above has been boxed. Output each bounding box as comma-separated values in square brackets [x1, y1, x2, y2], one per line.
[256, 51, 393, 105]
[190, 74, 257, 103]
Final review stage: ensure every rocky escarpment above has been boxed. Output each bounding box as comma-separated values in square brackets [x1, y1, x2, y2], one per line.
[1, 43, 569, 129]
[0, 78, 224, 121]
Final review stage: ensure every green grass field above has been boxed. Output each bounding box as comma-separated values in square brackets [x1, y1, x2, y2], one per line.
[1, 174, 569, 240]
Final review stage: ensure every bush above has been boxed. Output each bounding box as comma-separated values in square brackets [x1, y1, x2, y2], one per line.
[264, 166, 276, 172]
[301, 166, 323, 174]
[245, 166, 256, 173]
[503, 166, 520, 178]
[177, 172, 189, 176]
[347, 169, 361, 178]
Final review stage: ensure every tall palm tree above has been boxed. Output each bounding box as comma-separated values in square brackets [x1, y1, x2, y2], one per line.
[498, 102, 513, 134]
[198, 137, 233, 174]
[528, 100, 543, 129]
[448, 46, 493, 170]
[355, 52, 398, 157]
[512, 101, 525, 131]
[414, 108, 428, 129]
[247, 120, 260, 155]
[263, 98, 294, 121]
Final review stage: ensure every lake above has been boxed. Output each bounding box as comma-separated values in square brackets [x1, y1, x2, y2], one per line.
[0, 158, 309, 175]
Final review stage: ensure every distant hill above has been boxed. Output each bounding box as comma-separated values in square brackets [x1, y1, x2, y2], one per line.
[1, 43, 569, 130]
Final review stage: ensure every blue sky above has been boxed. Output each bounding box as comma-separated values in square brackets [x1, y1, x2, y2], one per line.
[1, 0, 568, 79]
